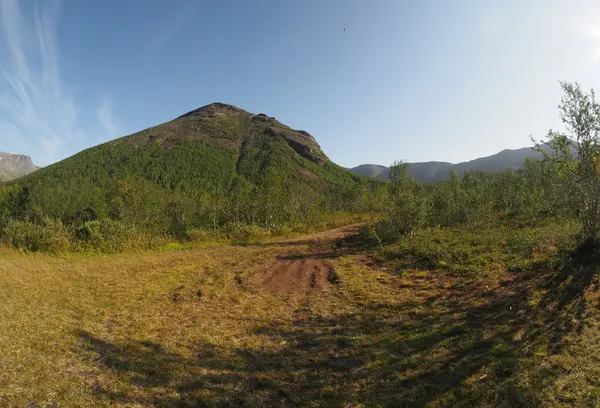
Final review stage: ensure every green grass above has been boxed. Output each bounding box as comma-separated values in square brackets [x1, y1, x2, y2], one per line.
[377, 218, 580, 277]
[1, 218, 599, 406]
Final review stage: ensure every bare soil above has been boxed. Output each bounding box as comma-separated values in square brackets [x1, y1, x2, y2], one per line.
[250, 224, 359, 294]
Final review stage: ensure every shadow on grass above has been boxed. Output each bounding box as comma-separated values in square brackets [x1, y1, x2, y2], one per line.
[78, 243, 600, 407]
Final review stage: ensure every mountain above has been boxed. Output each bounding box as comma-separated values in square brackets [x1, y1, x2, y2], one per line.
[349, 164, 389, 179]
[27, 102, 355, 188]
[0, 152, 38, 181]
[14, 103, 369, 227]
[351, 145, 550, 182]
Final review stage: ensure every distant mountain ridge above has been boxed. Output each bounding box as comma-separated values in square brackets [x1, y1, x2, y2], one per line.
[350, 145, 552, 182]
[0, 152, 38, 181]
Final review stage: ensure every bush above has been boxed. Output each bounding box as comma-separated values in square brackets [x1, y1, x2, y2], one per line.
[228, 224, 271, 243]
[380, 226, 508, 276]
[271, 225, 293, 237]
[3, 217, 72, 253]
[188, 229, 225, 243]
[75, 220, 146, 253]
[387, 161, 429, 237]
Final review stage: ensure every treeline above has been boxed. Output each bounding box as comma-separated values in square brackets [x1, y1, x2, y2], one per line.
[0, 166, 389, 253]
[381, 157, 565, 235]
[379, 81, 600, 247]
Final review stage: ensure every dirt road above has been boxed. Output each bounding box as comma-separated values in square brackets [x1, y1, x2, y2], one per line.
[250, 224, 361, 294]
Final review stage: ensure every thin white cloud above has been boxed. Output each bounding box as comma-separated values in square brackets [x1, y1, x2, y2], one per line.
[97, 95, 118, 139]
[0, 0, 119, 166]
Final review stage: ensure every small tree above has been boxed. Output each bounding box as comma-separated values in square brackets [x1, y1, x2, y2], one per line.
[387, 161, 428, 236]
[538, 82, 600, 243]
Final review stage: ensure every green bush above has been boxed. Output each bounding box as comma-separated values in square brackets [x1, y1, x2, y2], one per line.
[3, 218, 72, 253]
[75, 220, 145, 253]
[381, 226, 508, 276]
[387, 161, 428, 236]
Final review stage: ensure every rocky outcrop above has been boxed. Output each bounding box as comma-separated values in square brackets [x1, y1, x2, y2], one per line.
[265, 127, 326, 165]
[0, 152, 38, 181]
[252, 113, 273, 122]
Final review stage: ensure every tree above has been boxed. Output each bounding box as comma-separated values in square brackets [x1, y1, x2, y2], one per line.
[538, 81, 600, 243]
[387, 161, 429, 236]
[167, 199, 189, 241]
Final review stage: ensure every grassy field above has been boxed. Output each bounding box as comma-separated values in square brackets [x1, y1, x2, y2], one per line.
[1, 218, 600, 407]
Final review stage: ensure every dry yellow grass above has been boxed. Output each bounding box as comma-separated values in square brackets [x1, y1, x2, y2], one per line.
[0, 228, 367, 406]
[1, 221, 599, 407]
[0, 245, 281, 405]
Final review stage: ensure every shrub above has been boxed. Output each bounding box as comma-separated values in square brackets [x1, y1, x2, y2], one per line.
[188, 228, 225, 243]
[387, 161, 429, 237]
[3, 217, 72, 253]
[75, 220, 141, 253]
[229, 224, 271, 243]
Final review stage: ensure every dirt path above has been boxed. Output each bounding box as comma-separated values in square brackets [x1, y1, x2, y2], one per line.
[250, 224, 361, 294]
[278, 223, 362, 244]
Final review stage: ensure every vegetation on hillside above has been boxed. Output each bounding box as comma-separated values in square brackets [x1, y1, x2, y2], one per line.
[0, 104, 388, 252]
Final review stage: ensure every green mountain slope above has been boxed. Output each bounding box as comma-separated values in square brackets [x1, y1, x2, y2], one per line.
[10, 103, 375, 237]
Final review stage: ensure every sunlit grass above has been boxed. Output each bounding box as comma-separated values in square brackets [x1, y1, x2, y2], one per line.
[0, 218, 599, 406]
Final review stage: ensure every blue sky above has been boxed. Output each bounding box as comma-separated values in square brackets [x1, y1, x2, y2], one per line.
[2, 0, 600, 167]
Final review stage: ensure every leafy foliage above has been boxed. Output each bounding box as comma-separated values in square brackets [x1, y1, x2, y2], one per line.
[535, 82, 600, 243]
[384, 161, 428, 236]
